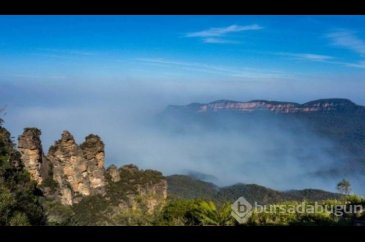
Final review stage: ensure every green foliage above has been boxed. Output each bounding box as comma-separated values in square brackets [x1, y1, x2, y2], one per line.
[8, 212, 30, 226]
[345, 194, 365, 205]
[0, 126, 46, 226]
[106, 165, 164, 205]
[111, 209, 156, 226]
[0, 182, 16, 224]
[168, 195, 363, 226]
[68, 194, 163, 226]
[41, 163, 59, 193]
[245, 196, 365, 226]
[42, 200, 74, 225]
[217, 184, 288, 204]
[189, 200, 234, 226]
[155, 199, 235, 226]
[247, 201, 337, 226]
[167, 175, 218, 200]
[40, 194, 365, 226]
[286, 189, 343, 201]
[70, 195, 111, 226]
[168, 176, 342, 206]
[156, 198, 198, 225]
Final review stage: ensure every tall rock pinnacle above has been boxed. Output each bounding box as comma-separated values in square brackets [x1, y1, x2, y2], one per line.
[18, 128, 48, 184]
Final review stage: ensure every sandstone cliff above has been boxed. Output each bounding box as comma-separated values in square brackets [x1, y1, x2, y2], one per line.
[18, 128, 49, 184]
[47, 131, 106, 205]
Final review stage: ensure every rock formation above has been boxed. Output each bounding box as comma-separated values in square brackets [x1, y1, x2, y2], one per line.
[106, 164, 121, 182]
[18, 129, 167, 210]
[18, 128, 49, 184]
[80, 134, 106, 190]
[47, 131, 106, 205]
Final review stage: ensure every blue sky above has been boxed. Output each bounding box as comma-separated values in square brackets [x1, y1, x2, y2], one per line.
[1, 16, 365, 87]
[1, 16, 365, 82]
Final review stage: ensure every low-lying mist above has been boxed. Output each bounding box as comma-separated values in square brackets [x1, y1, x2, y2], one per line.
[3, 79, 365, 194]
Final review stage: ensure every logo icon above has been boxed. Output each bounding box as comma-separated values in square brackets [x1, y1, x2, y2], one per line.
[231, 196, 253, 224]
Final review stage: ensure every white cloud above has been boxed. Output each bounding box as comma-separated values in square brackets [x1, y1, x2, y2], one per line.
[279, 52, 334, 62]
[277, 51, 365, 70]
[327, 31, 365, 55]
[186, 24, 262, 44]
[346, 60, 365, 69]
[186, 24, 262, 38]
[203, 38, 238, 44]
[294, 53, 333, 62]
[135, 57, 288, 79]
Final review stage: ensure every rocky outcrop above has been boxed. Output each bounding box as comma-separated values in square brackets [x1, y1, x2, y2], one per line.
[80, 135, 106, 190]
[108, 164, 168, 214]
[106, 164, 121, 182]
[18, 128, 49, 184]
[18, 129, 168, 209]
[47, 131, 106, 205]
[168, 98, 365, 114]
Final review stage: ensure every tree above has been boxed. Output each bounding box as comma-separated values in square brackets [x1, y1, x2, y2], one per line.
[157, 199, 197, 225]
[337, 179, 351, 195]
[189, 201, 234, 226]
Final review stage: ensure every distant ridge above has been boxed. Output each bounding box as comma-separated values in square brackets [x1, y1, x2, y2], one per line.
[167, 175, 343, 204]
[167, 98, 365, 114]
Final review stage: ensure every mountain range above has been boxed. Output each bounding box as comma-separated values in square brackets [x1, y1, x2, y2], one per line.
[159, 98, 365, 193]
[167, 175, 343, 205]
[162, 98, 365, 160]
